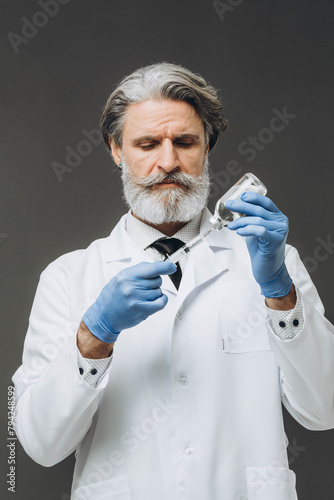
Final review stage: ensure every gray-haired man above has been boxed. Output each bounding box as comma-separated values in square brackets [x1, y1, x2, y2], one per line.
[13, 63, 334, 500]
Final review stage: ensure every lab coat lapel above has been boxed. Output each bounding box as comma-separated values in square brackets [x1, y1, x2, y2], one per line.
[177, 232, 232, 303]
[177, 208, 234, 301]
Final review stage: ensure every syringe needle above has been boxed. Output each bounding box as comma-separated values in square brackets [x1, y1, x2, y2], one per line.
[202, 229, 213, 238]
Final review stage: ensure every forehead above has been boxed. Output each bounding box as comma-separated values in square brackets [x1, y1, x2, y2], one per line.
[122, 99, 205, 138]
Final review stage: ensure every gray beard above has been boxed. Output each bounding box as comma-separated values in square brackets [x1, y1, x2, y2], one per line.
[121, 156, 211, 225]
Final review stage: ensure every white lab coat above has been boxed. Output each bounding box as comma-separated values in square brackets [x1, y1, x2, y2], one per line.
[13, 208, 334, 500]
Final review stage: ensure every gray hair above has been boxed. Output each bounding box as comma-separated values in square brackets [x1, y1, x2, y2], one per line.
[100, 62, 228, 152]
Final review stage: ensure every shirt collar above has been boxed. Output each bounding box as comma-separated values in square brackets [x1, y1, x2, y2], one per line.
[104, 208, 232, 263]
[125, 210, 203, 251]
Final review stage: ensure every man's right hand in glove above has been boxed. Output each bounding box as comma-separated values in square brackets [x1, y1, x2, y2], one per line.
[82, 261, 176, 345]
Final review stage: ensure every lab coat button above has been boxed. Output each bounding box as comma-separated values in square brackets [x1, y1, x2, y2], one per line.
[176, 311, 182, 320]
[184, 446, 195, 456]
[178, 376, 189, 385]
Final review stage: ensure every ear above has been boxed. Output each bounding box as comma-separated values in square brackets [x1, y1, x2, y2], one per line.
[109, 138, 122, 167]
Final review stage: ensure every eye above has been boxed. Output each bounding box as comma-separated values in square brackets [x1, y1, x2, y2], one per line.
[175, 141, 193, 148]
[140, 144, 156, 150]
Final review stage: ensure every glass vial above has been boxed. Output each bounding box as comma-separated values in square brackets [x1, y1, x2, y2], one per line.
[209, 172, 267, 230]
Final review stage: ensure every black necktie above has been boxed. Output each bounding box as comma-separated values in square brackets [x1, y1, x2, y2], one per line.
[150, 237, 185, 290]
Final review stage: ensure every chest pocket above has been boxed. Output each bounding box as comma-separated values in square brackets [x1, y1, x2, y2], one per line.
[219, 279, 272, 354]
[72, 475, 131, 500]
[246, 466, 297, 500]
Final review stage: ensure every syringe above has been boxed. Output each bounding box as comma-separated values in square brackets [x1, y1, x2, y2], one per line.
[166, 229, 215, 265]
[165, 173, 267, 265]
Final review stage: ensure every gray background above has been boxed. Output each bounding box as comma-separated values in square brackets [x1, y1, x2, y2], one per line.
[1, 0, 334, 498]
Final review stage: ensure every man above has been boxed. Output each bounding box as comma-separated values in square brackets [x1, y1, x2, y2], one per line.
[13, 63, 334, 500]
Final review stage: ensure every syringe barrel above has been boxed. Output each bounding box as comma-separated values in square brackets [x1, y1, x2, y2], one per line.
[166, 232, 208, 264]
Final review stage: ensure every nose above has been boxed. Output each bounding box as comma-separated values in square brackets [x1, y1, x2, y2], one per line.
[157, 139, 180, 173]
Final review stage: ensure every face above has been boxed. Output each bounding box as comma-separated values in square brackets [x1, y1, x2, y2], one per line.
[111, 99, 208, 178]
[110, 99, 211, 225]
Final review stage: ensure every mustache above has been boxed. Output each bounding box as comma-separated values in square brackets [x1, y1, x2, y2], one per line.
[130, 170, 203, 189]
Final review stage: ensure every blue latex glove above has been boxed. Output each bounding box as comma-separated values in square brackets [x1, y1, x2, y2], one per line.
[83, 261, 177, 343]
[225, 192, 292, 297]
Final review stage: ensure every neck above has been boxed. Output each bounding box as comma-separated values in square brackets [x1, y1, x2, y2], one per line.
[131, 212, 187, 237]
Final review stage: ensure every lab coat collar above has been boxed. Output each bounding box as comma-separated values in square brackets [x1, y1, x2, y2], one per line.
[104, 214, 146, 263]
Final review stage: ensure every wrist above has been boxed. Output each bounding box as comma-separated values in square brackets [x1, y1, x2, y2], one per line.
[77, 321, 114, 359]
[265, 283, 297, 310]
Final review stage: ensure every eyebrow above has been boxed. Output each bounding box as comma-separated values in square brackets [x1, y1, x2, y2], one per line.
[130, 134, 201, 146]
